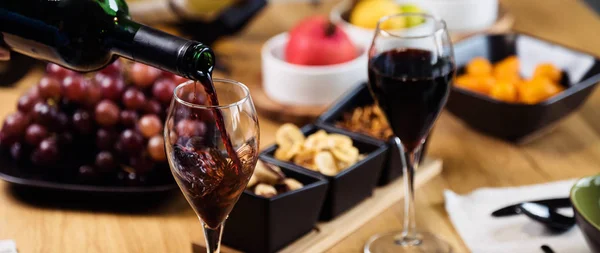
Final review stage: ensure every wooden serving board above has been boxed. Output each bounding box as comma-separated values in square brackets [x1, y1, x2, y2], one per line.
[194, 157, 443, 253]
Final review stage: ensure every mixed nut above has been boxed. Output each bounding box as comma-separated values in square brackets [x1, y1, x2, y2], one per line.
[336, 104, 393, 141]
[247, 159, 304, 198]
[274, 124, 365, 176]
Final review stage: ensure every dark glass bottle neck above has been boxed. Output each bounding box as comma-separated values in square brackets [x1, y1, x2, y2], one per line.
[110, 18, 214, 79]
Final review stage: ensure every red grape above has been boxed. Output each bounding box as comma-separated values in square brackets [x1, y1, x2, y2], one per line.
[77, 165, 99, 182]
[0, 131, 17, 149]
[93, 72, 108, 85]
[85, 83, 103, 108]
[131, 63, 162, 87]
[26, 85, 40, 99]
[57, 132, 73, 147]
[122, 88, 146, 110]
[2, 112, 29, 138]
[17, 94, 40, 113]
[184, 92, 207, 105]
[10, 142, 24, 160]
[38, 76, 62, 99]
[152, 78, 176, 104]
[148, 136, 166, 161]
[117, 171, 144, 186]
[118, 129, 144, 154]
[55, 112, 69, 132]
[185, 136, 205, 149]
[95, 100, 120, 127]
[143, 100, 162, 115]
[138, 115, 162, 138]
[25, 124, 48, 146]
[172, 74, 189, 85]
[168, 132, 178, 146]
[120, 110, 139, 128]
[32, 102, 52, 123]
[46, 63, 76, 79]
[62, 75, 88, 102]
[72, 110, 94, 134]
[129, 155, 154, 174]
[176, 119, 206, 137]
[100, 59, 122, 76]
[95, 151, 117, 173]
[96, 128, 117, 150]
[32, 137, 59, 165]
[97, 74, 125, 101]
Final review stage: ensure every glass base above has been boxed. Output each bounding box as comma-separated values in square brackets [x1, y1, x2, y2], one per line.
[364, 232, 452, 253]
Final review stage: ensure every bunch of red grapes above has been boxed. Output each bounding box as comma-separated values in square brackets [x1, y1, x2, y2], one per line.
[0, 60, 198, 186]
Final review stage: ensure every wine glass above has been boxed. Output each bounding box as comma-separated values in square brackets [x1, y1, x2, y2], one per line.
[165, 79, 259, 253]
[364, 13, 455, 253]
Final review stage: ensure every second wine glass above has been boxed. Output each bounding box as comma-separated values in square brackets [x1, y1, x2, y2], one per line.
[165, 79, 260, 253]
[364, 13, 455, 253]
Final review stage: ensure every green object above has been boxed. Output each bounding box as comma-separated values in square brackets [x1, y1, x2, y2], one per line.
[571, 174, 600, 253]
[571, 175, 600, 229]
[0, 0, 214, 78]
[400, 4, 424, 28]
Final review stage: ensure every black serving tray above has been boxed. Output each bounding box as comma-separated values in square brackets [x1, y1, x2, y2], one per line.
[0, 154, 177, 195]
[316, 83, 429, 185]
[222, 162, 328, 253]
[447, 33, 600, 142]
[260, 124, 387, 221]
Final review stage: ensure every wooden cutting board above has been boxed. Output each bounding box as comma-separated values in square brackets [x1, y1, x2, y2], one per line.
[194, 157, 443, 253]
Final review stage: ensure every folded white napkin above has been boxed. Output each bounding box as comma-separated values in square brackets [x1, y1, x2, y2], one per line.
[445, 179, 590, 253]
[516, 36, 595, 84]
[0, 240, 17, 253]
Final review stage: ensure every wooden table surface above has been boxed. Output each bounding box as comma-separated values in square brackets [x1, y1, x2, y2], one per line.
[2, 0, 600, 252]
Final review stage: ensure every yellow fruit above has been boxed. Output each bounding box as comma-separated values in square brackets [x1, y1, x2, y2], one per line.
[533, 63, 562, 82]
[518, 77, 564, 104]
[350, 0, 403, 29]
[489, 80, 518, 103]
[493, 56, 520, 80]
[399, 4, 424, 27]
[455, 75, 495, 95]
[466, 57, 493, 76]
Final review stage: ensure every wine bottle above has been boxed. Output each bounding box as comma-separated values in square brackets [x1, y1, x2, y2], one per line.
[0, 0, 214, 79]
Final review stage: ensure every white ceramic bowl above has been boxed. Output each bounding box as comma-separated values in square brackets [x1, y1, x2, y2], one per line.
[419, 0, 498, 32]
[261, 33, 368, 106]
[330, 0, 434, 47]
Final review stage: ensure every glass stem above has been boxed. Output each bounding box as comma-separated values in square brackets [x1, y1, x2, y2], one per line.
[202, 222, 224, 253]
[396, 137, 423, 244]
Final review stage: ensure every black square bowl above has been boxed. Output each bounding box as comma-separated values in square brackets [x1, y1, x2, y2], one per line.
[316, 83, 430, 185]
[260, 124, 388, 221]
[222, 162, 328, 253]
[447, 33, 600, 142]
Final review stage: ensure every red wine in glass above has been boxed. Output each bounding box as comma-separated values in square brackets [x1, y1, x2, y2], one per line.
[166, 78, 259, 253]
[368, 48, 454, 151]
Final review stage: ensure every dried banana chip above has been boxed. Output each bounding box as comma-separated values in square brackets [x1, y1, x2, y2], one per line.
[293, 147, 314, 166]
[326, 134, 353, 149]
[275, 123, 305, 147]
[315, 151, 338, 176]
[330, 146, 359, 164]
[274, 142, 302, 161]
[303, 130, 328, 150]
[336, 161, 350, 170]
